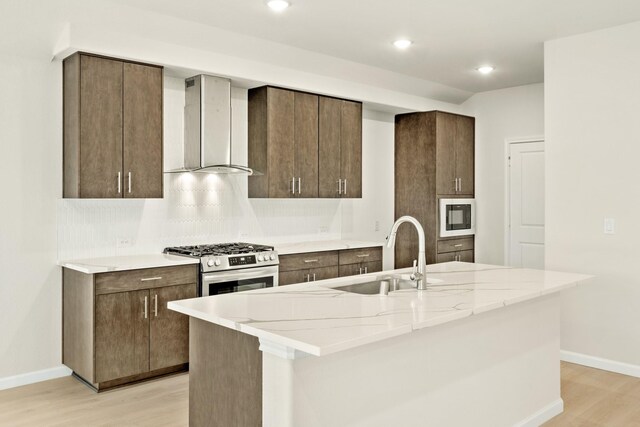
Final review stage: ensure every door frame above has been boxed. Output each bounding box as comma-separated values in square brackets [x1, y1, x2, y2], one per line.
[504, 136, 545, 266]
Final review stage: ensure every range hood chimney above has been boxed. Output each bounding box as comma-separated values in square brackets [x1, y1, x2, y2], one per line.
[166, 74, 259, 175]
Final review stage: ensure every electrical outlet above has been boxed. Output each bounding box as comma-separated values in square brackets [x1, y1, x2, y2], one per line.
[604, 218, 615, 235]
[117, 237, 133, 248]
[318, 226, 329, 234]
[374, 220, 380, 232]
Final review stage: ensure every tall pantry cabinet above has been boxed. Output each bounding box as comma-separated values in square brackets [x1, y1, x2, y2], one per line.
[394, 111, 475, 268]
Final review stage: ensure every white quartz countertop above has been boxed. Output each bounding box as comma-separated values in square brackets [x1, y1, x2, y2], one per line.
[274, 239, 383, 255]
[59, 254, 199, 274]
[169, 262, 592, 357]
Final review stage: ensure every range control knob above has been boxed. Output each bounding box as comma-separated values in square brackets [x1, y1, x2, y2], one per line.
[214, 259, 221, 266]
[270, 254, 276, 261]
[258, 255, 264, 262]
[207, 259, 215, 267]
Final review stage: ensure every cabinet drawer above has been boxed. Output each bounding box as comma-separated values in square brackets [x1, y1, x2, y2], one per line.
[279, 251, 339, 272]
[338, 247, 382, 265]
[437, 238, 474, 254]
[436, 250, 474, 263]
[96, 265, 198, 295]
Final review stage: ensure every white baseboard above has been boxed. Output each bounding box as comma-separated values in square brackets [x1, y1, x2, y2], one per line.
[561, 350, 640, 378]
[0, 365, 72, 391]
[514, 398, 564, 427]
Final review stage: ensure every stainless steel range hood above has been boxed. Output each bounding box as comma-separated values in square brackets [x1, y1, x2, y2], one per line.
[166, 74, 259, 175]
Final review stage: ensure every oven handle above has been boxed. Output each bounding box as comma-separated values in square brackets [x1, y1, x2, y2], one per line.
[202, 268, 278, 283]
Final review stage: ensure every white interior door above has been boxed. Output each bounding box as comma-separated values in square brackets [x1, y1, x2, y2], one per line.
[509, 141, 545, 268]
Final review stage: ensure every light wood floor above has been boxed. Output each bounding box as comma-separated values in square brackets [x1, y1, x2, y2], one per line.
[1, 362, 639, 426]
[543, 362, 640, 426]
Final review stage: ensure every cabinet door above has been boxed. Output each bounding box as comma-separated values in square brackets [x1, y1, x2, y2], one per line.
[435, 112, 457, 195]
[267, 88, 296, 198]
[318, 97, 342, 198]
[361, 260, 382, 275]
[458, 249, 474, 262]
[309, 265, 339, 282]
[340, 100, 362, 198]
[95, 290, 149, 383]
[455, 115, 474, 195]
[294, 92, 319, 197]
[79, 55, 123, 198]
[123, 63, 163, 199]
[149, 283, 197, 371]
[279, 270, 309, 286]
[436, 252, 457, 263]
[338, 263, 364, 277]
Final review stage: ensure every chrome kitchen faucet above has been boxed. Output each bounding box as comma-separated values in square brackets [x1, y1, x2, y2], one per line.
[386, 216, 428, 290]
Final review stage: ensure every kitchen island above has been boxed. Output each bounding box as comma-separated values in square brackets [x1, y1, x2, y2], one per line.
[169, 262, 591, 427]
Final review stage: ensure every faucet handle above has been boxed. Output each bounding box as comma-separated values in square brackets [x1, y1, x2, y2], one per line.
[410, 260, 418, 280]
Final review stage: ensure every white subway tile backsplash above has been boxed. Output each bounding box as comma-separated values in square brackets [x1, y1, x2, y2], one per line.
[57, 173, 342, 260]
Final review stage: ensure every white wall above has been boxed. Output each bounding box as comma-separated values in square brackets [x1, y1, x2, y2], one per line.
[341, 110, 396, 270]
[0, 53, 62, 379]
[545, 21, 640, 368]
[462, 84, 545, 265]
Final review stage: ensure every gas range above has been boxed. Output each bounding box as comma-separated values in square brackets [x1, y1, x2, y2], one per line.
[163, 242, 279, 273]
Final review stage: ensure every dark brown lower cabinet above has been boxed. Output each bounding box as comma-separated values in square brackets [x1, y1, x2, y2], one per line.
[338, 260, 382, 277]
[149, 284, 197, 371]
[63, 265, 198, 391]
[436, 250, 474, 263]
[278, 246, 382, 285]
[279, 266, 339, 286]
[95, 290, 149, 383]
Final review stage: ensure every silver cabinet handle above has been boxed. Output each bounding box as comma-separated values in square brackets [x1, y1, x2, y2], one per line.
[143, 296, 148, 319]
[306, 274, 310, 282]
[117, 172, 121, 194]
[359, 267, 362, 275]
[154, 294, 158, 317]
[454, 244, 463, 248]
[298, 177, 301, 195]
[344, 179, 347, 196]
[459, 178, 462, 192]
[128, 172, 132, 193]
[337, 179, 342, 194]
[291, 177, 295, 194]
[356, 254, 370, 258]
[365, 266, 368, 274]
[313, 273, 316, 281]
[304, 259, 319, 263]
[140, 276, 163, 282]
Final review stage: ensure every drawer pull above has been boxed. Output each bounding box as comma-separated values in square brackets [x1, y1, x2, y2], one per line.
[356, 253, 370, 258]
[304, 259, 319, 263]
[140, 276, 163, 282]
[454, 244, 463, 248]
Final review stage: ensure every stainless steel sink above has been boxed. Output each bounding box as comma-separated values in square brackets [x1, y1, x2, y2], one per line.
[333, 277, 444, 295]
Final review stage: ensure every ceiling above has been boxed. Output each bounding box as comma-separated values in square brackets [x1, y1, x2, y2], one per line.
[103, 0, 640, 94]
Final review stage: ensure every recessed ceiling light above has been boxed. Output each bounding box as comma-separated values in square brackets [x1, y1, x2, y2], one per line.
[477, 66, 495, 74]
[393, 39, 412, 49]
[267, 0, 290, 12]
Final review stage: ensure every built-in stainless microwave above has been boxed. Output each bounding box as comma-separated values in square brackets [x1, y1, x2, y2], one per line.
[439, 198, 476, 238]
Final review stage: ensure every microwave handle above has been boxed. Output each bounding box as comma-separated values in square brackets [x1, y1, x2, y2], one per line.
[203, 268, 277, 283]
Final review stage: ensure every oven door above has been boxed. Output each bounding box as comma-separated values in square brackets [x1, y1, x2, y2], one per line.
[439, 198, 476, 237]
[201, 265, 279, 296]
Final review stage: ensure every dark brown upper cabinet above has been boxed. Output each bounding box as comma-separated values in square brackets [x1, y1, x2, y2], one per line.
[63, 53, 163, 199]
[319, 97, 363, 198]
[248, 86, 319, 198]
[435, 111, 474, 196]
[248, 86, 362, 199]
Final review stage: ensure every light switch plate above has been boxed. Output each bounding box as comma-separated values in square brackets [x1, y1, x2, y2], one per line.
[604, 218, 615, 234]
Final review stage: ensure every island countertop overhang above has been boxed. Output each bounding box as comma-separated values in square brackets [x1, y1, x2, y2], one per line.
[168, 262, 592, 358]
